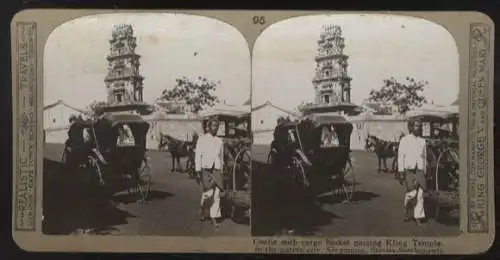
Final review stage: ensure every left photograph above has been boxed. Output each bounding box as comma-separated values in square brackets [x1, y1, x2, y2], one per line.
[42, 13, 251, 236]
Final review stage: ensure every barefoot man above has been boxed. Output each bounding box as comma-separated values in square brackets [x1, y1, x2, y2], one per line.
[195, 116, 225, 229]
[398, 119, 427, 224]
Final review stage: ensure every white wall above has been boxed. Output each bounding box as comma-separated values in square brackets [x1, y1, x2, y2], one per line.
[45, 128, 68, 144]
[44, 103, 82, 144]
[252, 105, 295, 132]
[252, 130, 273, 145]
[349, 116, 408, 150]
[146, 117, 203, 150]
[44, 104, 81, 130]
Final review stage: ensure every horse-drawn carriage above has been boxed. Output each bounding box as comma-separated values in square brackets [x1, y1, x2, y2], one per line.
[267, 112, 355, 202]
[199, 109, 252, 219]
[61, 113, 152, 203]
[406, 109, 459, 219]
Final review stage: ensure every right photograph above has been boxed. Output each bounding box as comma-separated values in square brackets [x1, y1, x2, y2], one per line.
[251, 14, 460, 237]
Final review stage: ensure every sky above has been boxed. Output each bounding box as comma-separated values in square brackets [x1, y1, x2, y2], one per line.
[252, 14, 460, 111]
[44, 13, 251, 110]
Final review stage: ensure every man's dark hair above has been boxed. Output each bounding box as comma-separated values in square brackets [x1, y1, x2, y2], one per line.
[207, 116, 219, 127]
[407, 119, 416, 131]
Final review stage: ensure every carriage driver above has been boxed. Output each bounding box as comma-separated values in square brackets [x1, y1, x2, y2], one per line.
[195, 116, 225, 230]
[64, 115, 86, 170]
[398, 119, 427, 224]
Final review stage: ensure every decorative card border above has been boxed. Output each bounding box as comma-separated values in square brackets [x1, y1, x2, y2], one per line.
[9, 10, 495, 254]
[467, 23, 491, 234]
[14, 22, 38, 231]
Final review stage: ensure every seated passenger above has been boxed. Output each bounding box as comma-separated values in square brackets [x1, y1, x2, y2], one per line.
[116, 124, 136, 146]
[64, 115, 86, 170]
[320, 125, 339, 148]
[66, 115, 84, 149]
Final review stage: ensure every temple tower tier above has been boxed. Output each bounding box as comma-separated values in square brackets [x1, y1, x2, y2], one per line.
[312, 24, 352, 105]
[105, 24, 145, 105]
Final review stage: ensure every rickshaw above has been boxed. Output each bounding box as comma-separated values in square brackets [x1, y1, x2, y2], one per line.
[267, 112, 355, 202]
[199, 109, 252, 219]
[406, 109, 459, 219]
[61, 113, 152, 203]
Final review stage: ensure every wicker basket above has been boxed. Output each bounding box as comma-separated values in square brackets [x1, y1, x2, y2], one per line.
[227, 190, 251, 208]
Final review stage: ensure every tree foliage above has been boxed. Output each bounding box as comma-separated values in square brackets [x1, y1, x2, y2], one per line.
[368, 77, 428, 114]
[160, 76, 220, 114]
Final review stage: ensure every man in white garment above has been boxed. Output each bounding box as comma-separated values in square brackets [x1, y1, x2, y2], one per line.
[398, 119, 427, 224]
[195, 117, 225, 230]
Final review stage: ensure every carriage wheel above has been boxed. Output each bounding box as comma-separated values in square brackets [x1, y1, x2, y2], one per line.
[88, 156, 105, 186]
[424, 148, 441, 220]
[340, 158, 355, 203]
[290, 157, 309, 189]
[433, 148, 460, 220]
[267, 149, 278, 172]
[232, 149, 251, 191]
[130, 158, 152, 203]
[58, 147, 68, 179]
[60, 147, 67, 164]
[267, 149, 276, 165]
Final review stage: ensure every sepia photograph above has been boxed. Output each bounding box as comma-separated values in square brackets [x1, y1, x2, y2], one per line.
[12, 9, 494, 254]
[251, 14, 460, 237]
[42, 13, 251, 236]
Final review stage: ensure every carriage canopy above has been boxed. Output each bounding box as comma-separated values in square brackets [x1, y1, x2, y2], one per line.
[303, 113, 351, 125]
[198, 104, 250, 119]
[274, 112, 353, 150]
[198, 105, 251, 139]
[98, 113, 150, 128]
[199, 110, 250, 119]
[406, 112, 458, 122]
[406, 106, 459, 140]
[406, 105, 458, 122]
[302, 102, 364, 116]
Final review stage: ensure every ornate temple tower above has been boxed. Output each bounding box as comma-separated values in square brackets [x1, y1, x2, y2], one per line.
[312, 24, 352, 105]
[105, 24, 145, 106]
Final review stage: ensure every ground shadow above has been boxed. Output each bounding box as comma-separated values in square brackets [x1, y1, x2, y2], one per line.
[43, 158, 136, 235]
[317, 190, 379, 205]
[251, 160, 342, 236]
[435, 206, 460, 226]
[111, 190, 174, 205]
[230, 213, 250, 226]
[425, 195, 460, 226]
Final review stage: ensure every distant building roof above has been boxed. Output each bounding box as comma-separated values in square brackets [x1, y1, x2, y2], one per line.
[198, 103, 250, 118]
[43, 100, 86, 113]
[252, 101, 300, 118]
